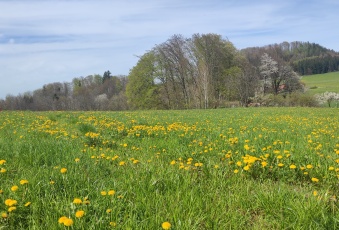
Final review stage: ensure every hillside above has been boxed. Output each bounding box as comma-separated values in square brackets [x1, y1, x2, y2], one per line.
[301, 71, 339, 94]
[242, 41, 339, 75]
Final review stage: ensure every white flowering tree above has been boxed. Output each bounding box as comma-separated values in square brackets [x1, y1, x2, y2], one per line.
[315, 92, 339, 107]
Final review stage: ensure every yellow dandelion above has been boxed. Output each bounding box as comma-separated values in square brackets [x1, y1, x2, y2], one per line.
[243, 165, 250, 171]
[311, 177, 319, 182]
[1, 212, 8, 218]
[5, 199, 17, 206]
[170, 160, 176, 165]
[63, 218, 74, 226]
[73, 198, 82, 204]
[24, 202, 31, 207]
[11, 185, 19, 192]
[329, 166, 335, 171]
[1, 168, 7, 173]
[119, 161, 125, 166]
[234, 169, 239, 174]
[20, 179, 29, 185]
[306, 164, 313, 169]
[261, 161, 268, 167]
[108, 190, 115, 196]
[60, 168, 67, 173]
[236, 161, 242, 166]
[106, 209, 112, 213]
[278, 163, 284, 167]
[0, 160, 6, 165]
[289, 164, 297, 169]
[75, 158, 80, 162]
[101, 191, 107, 196]
[110, 221, 117, 227]
[75, 210, 85, 218]
[162, 221, 171, 229]
[313, 191, 318, 196]
[8, 206, 16, 212]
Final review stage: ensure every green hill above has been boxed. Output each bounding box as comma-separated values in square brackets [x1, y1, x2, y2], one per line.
[301, 71, 339, 94]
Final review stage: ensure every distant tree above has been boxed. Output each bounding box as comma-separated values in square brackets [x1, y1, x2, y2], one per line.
[126, 51, 160, 109]
[102, 70, 111, 83]
[260, 53, 278, 94]
[315, 92, 339, 107]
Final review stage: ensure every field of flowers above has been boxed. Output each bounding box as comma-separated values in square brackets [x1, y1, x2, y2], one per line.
[0, 108, 339, 229]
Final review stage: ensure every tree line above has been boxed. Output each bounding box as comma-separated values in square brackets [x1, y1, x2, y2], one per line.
[1, 34, 337, 111]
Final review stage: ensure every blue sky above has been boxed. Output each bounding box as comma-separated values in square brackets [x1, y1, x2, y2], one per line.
[0, 0, 338, 99]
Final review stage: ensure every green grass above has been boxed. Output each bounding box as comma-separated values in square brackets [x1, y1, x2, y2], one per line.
[1, 108, 339, 229]
[301, 71, 339, 94]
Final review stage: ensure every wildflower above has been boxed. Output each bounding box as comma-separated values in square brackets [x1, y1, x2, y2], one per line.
[329, 166, 335, 171]
[24, 202, 31, 207]
[20, 179, 29, 185]
[234, 169, 239, 174]
[243, 165, 250, 171]
[278, 163, 284, 167]
[0, 168, 6, 173]
[5, 199, 17, 206]
[162, 221, 171, 229]
[58, 216, 68, 224]
[60, 168, 67, 173]
[75, 158, 80, 162]
[108, 190, 115, 196]
[8, 207, 16, 212]
[311, 177, 319, 182]
[306, 164, 313, 169]
[117, 195, 124, 199]
[261, 161, 267, 167]
[244, 145, 250, 150]
[119, 161, 125, 166]
[313, 191, 318, 196]
[1, 212, 8, 218]
[170, 160, 176, 165]
[75, 210, 85, 218]
[236, 161, 242, 166]
[101, 191, 107, 196]
[289, 164, 297, 169]
[11, 186, 18, 192]
[106, 209, 112, 213]
[133, 160, 139, 164]
[73, 198, 82, 204]
[214, 165, 219, 169]
[110, 221, 117, 227]
[0, 160, 6, 165]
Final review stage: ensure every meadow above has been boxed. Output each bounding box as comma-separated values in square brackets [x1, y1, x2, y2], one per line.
[1, 108, 339, 229]
[301, 71, 339, 94]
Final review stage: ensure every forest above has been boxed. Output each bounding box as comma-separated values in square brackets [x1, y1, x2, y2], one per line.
[1, 34, 338, 111]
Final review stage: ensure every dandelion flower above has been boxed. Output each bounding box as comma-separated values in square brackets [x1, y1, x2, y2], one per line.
[110, 221, 117, 227]
[101, 191, 107, 196]
[58, 216, 68, 224]
[306, 164, 313, 169]
[63, 218, 74, 226]
[119, 161, 125, 166]
[73, 198, 82, 204]
[311, 177, 319, 182]
[75, 210, 85, 218]
[313, 191, 318, 196]
[243, 165, 250, 171]
[20, 179, 29, 185]
[108, 190, 115, 196]
[0, 160, 6, 165]
[278, 163, 284, 167]
[75, 158, 80, 162]
[25, 202, 31, 207]
[234, 169, 239, 174]
[11, 185, 19, 192]
[1, 212, 8, 218]
[261, 161, 268, 167]
[60, 168, 67, 173]
[5, 199, 17, 206]
[8, 207, 16, 212]
[289, 164, 297, 169]
[162, 221, 171, 229]
[0, 168, 7, 173]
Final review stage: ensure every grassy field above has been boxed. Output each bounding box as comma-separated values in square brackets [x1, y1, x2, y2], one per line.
[1, 108, 339, 229]
[301, 71, 339, 94]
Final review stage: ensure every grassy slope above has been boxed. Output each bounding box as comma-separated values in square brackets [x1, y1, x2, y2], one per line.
[301, 71, 339, 94]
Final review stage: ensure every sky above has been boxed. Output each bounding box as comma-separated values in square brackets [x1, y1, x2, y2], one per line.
[1, 0, 338, 99]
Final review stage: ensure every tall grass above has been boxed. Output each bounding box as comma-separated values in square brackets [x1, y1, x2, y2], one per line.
[1, 108, 339, 229]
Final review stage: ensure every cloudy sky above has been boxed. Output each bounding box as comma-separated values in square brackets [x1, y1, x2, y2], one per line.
[0, 0, 338, 99]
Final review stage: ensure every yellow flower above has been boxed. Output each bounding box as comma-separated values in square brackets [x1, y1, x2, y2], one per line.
[11, 185, 19, 192]
[110, 221, 117, 227]
[236, 161, 242, 166]
[306, 164, 313, 169]
[20, 179, 29, 185]
[73, 198, 82, 204]
[63, 218, 73, 226]
[313, 191, 318, 196]
[8, 206, 16, 212]
[162, 221, 171, 229]
[101, 191, 107, 196]
[170, 160, 176, 165]
[234, 169, 239, 174]
[277, 155, 283, 159]
[58, 216, 68, 224]
[60, 168, 67, 173]
[243, 165, 250, 171]
[119, 161, 125, 166]
[261, 161, 267, 167]
[108, 190, 116, 196]
[289, 164, 297, 169]
[25, 202, 31, 207]
[75, 210, 85, 218]
[75, 158, 80, 162]
[0, 168, 7, 173]
[329, 166, 335, 171]
[1, 212, 8, 218]
[311, 177, 319, 182]
[106, 209, 112, 213]
[278, 163, 284, 167]
[5, 199, 17, 206]
[244, 144, 250, 150]
[0, 160, 6, 165]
